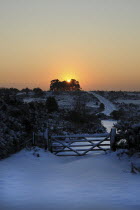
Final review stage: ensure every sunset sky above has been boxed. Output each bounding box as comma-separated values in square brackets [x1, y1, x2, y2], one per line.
[0, 0, 140, 90]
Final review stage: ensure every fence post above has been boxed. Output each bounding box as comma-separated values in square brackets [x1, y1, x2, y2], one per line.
[110, 128, 116, 151]
[32, 132, 35, 146]
[44, 128, 52, 152]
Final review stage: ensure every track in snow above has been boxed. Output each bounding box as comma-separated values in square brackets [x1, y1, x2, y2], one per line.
[90, 92, 117, 116]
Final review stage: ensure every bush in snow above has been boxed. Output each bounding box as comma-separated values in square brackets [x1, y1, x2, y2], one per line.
[46, 96, 58, 113]
[111, 109, 124, 120]
[99, 103, 105, 111]
[115, 121, 140, 153]
[0, 89, 49, 159]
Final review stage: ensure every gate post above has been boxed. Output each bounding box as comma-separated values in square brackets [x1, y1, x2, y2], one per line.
[44, 128, 48, 150]
[44, 128, 52, 152]
[110, 128, 116, 151]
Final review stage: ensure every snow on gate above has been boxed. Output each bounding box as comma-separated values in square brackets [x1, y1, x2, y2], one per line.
[45, 129, 116, 156]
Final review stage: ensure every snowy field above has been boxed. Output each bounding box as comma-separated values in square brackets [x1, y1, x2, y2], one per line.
[23, 98, 46, 103]
[86, 101, 99, 108]
[115, 99, 140, 105]
[127, 93, 140, 96]
[1, 148, 140, 210]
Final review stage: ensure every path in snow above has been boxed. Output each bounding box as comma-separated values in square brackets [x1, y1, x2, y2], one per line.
[102, 120, 117, 133]
[90, 92, 117, 116]
[0, 148, 140, 210]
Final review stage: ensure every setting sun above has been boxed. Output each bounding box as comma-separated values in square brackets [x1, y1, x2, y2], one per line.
[67, 79, 71, 83]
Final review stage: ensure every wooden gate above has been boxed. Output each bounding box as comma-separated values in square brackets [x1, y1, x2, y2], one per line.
[45, 128, 116, 156]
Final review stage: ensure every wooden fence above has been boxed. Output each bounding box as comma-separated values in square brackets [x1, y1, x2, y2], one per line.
[44, 128, 116, 156]
[13, 128, 116, 156]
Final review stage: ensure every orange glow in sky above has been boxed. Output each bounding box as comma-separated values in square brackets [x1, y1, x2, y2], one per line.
[0, 1, 140, 91]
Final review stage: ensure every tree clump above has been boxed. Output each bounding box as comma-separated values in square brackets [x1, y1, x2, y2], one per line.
[33, 88, 44, 96]
[50, 79, 81, 91]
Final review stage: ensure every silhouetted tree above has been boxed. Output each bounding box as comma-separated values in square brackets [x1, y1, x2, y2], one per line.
[50, 79, 60, 91]
[46, 97, 58, 113]
[50, 79, 81, 91]
[33, 88, 44, 96]
[21, 88, 31, 94]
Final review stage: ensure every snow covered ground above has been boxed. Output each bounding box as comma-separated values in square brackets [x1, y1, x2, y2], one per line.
[23, 98, 47, 103]
[127, 93, 140, 96]
[86, 101, 99, 108]
[0, 148, 140, 210]
[90, 92, 117, 116]
[102, 120, 117, 133]
[115, 99, 140, 105]
[1, 92, 139, 209]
